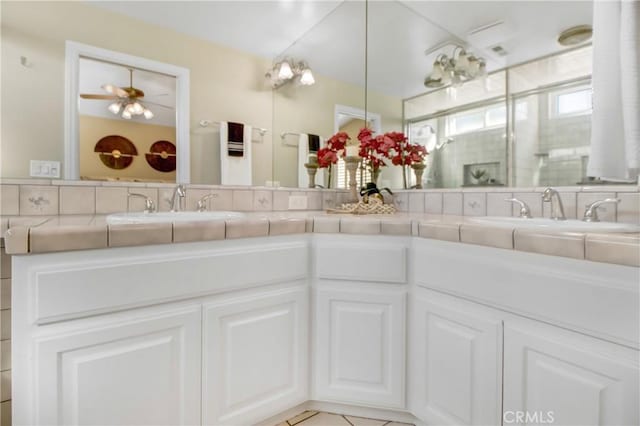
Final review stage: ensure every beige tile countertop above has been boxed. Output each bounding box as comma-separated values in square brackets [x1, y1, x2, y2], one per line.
[1, 212, 638, 267]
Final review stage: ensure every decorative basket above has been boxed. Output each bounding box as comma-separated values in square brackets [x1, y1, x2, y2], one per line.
[327, 198, 396, 215]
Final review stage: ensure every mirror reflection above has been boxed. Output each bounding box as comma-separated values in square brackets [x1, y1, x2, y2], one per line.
[78, 57, 177, 182]
[3, 0, 632, 190]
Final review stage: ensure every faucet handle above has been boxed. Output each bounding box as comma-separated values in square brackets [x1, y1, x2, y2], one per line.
[197, 194, 218, 212]
[128, 192, 156, 213]
[582, 198, 620, 222]
[505, 198, 532, 218]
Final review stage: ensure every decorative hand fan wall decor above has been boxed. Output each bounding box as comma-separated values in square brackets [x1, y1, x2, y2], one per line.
[146, 140, 176, 172]
[94, 135, 138, 169]
[80, 68, 172, 120]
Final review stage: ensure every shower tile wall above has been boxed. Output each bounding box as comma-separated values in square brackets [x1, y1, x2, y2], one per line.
[426, 126, 506, 189]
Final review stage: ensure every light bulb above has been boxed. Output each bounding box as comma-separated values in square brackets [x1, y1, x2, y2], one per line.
[124, 103, 135, 114]
[121, 110, 132, 119]
[143, 108, 154, 119]
[455, 50, 469, 72]
[299, 68, 315, 85]
[441, 70, 452, 85]
[108, 102, 121, 114]
[277, 61, 294, 80]
[430, 62, 444, 80]
[131, 102, 144, 115]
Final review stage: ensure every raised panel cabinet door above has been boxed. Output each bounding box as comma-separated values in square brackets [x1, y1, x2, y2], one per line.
[34, 305, 202, 426]
[408, 291, 503, 425]
[314, 284, 406, 408]
[203, 286, 309, 425]
[504, 320, 640, 426]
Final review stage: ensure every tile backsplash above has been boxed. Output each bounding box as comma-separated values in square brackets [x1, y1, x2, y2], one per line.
[0, 180, 639, 224]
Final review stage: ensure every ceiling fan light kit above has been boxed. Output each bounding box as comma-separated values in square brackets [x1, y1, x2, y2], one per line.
[81, 68, 159, 120]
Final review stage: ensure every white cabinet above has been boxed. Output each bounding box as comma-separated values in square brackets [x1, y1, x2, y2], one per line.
[203, 286, 309, 425]
[314, 282, 406, 409]
[409, 289, 502, 425]
[504, 320, 640, 426]
[34, 305, 201, 426]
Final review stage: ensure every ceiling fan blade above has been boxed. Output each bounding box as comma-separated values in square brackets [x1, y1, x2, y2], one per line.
[102, 84, 129, 98]
[143, 100, 174, 109]
[145, 93, 169, 97]
[80, 94, 119, 100]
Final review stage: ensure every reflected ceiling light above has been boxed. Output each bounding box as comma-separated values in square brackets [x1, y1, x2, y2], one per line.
[266, 59, 316, 89]
[108, 99, 154, 120]
[424, 46, 486, 89]
[557, 25, 592, 46]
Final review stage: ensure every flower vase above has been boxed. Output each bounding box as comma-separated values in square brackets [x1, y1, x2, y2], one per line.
[371, 168, 381, 185]
[411, 162, 426, 189]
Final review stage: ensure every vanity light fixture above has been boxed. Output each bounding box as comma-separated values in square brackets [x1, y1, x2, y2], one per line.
[424, 46, 487, 89]
[266, 59, 316, 88]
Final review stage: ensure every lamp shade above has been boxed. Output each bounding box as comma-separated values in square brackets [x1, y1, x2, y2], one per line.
[300, 68, 315, 85]
[277, 61, 294, 80]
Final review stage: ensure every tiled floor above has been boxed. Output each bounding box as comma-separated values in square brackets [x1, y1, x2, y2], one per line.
[277, 411, 414, 426]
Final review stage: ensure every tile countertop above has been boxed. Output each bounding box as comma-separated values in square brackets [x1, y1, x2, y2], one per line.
[1, 212, 638, 268]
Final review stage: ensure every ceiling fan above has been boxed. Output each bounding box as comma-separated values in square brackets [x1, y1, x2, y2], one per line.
[79, 68, 172, 120]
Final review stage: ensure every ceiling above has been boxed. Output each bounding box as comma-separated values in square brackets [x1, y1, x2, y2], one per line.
[90, 0, 593, 99]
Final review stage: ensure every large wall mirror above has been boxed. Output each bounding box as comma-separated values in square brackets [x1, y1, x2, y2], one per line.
[1, 1, 631, 190]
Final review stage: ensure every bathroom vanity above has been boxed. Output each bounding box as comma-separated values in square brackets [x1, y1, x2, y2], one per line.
[8, 225, 639, 425]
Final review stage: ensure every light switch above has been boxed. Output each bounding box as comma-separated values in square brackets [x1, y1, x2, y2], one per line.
[30, 160, 61, 178]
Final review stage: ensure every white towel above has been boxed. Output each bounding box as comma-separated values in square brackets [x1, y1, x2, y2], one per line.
[588, 0, 640, 181]
[220, 122, 252, 185]
[298, 133, 310, 188]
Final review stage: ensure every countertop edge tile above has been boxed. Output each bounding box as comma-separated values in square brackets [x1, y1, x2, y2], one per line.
[3, 227, 29, 254]
[460, 223, 514, 250]
[109, 223, 173, 247]
[514, 229, 585, 260]
[172, 221, 225, 244]
[418, 222, 461, 242]
[585, 233, 640, 267]
[30, 225, 108, 253]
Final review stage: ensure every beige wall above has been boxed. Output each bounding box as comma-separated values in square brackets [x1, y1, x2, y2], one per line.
[1, 1, 273, 184]
[79, 115, 176, 182]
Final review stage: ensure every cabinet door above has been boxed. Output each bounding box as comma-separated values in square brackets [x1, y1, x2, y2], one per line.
[409, 290, 502, 425]
[35, 305, 201, 426]
[314, 283, 406, 409]
[203, 286, 309, 425]
[504, 320, 639, 426]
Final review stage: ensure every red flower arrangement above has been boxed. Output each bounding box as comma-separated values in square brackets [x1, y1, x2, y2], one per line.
[357, 128, 428, 188]
[317, 131, 350, 187]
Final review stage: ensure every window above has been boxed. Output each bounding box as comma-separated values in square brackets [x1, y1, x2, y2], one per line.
[550, 87, 592, 117]
[445, 103, 507, 136]
[336, 158, 371, 189]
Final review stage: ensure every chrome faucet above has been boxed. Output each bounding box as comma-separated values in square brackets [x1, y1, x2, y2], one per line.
[542, 187, 566, 221]
[505, 198, 532, 218]
[582, 198, 620, 222]
[170, 184, 186, 212]
[196, 193, 218, 212]
[128, 192, 156, 213]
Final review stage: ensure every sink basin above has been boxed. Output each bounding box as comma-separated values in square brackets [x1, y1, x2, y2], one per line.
[468, 216, 640, 233]
[106, 211, 246, 225]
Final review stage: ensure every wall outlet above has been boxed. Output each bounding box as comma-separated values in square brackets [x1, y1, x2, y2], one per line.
[30, 160, 61, 178]
[288, 195, 308, 210]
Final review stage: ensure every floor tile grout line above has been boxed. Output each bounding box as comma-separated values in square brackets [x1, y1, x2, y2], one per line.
[289, 411, 319, 425]
[341, 415, 355, 426]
